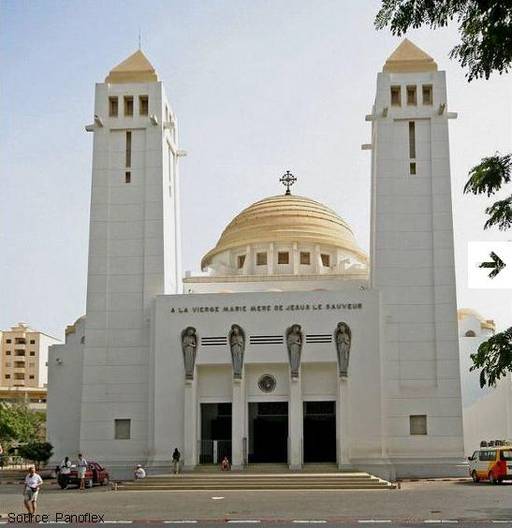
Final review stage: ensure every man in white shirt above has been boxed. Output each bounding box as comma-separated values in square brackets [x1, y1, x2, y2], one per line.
[23, 466, 43, 514]
[77, 453, 88, 490]
[58, 456, 72, 488]
[134, 464, 146, 480]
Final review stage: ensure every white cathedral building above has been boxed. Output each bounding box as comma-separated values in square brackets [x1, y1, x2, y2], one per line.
[47, 39, 465, 480]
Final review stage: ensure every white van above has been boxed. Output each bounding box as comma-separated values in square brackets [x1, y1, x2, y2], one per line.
[468, 446, 512, 484]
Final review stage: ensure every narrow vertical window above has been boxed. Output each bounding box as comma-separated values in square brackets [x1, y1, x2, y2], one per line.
[321, 254, 331, 267]
[237, 255, 246, 269]
[422, 85, 433, 105]
[124, 96, 133, 116]
[125, 171, 131, 183]
[408, 121, 416, 159]
[390, 86, 401, 106]
[409, 162, 416, 175]
[109, 96, 118, 117]
[406, 85, 417, 105]
[139, 95, 148, 116]
[125, 131, 132, 168]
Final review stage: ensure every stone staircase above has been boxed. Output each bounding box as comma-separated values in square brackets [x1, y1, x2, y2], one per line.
[118, 470, 395, 491]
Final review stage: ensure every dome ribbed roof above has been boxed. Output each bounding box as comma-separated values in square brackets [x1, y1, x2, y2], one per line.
[201, 194, 367, 269]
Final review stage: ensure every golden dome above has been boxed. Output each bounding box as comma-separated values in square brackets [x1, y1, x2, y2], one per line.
[457, 308, 495, 332]
[201, 194, 367, 269]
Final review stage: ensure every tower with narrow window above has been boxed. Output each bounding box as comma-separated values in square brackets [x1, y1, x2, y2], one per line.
[80, 50, 182, 465]
[368, 39, 464, 475]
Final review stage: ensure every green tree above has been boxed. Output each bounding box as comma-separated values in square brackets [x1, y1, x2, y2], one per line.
[17, 442, 53, 470]
[375, 0, 512, 81]
[0, 403, 45, 445]
[376, 0, 512, 387]
[470, 328, 512, 387]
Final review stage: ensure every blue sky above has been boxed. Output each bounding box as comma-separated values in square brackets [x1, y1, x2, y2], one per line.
[1, 0, 511, 338]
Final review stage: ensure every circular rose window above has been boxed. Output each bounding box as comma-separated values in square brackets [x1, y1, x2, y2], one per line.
[258, 374, 277, 393]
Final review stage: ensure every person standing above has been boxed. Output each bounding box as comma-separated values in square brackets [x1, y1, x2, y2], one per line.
[172, 448, 181, 474]
[58, 456, 72, 488]
[0, 443, 4, 468]
[23, 466, 43, 515]
[77, 453, 88, 490]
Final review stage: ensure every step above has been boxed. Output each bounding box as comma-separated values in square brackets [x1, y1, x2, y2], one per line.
[121, 481, 387, 488]
[122, 477, 381, 484]
[117, 484, 394, 491]
[144, 472, 373, 478]
[119, 484, 392, 491]
[117, 471, 395, 491]
[122, 478, 382, 485]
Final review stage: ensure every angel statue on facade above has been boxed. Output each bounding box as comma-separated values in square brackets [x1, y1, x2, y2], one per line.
[334, 322, 351, 377]
[286, 324, 303, 378]
[181, 326, 198, 380]
[229, 324, 246, 380]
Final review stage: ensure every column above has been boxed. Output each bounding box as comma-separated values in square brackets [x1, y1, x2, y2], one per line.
[292, 242, 299, 275]
[289, 375, 303, 469]
[231, 376, 245, 469]
[314, 244, 321, 274]
[336, 376, 349, 468]
[183, 377, 197, 470]
[268, 242, 275, 275]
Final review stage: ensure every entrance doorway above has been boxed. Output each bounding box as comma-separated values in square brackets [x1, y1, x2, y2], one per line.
[248, 402, 288, 463]
[200, 403, 232, 464]
[303, 401, 336, 463]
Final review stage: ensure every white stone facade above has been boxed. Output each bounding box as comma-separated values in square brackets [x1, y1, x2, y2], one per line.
[456, 309, 511, 456]
[368, 46, 464, 475]
[47, 42, 465, 480]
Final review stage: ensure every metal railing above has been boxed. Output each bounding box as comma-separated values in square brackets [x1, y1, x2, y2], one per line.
[199, 439, 232, 464]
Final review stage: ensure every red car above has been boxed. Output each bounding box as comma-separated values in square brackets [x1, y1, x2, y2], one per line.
[58, 461, 109, 489]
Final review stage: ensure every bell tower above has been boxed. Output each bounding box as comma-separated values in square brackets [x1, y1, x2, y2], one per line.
[367, 40, 464, 475]
[80, 50, 182, 468]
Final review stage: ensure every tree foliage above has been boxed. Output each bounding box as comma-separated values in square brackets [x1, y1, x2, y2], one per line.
[17, 442, 53, 469]
[470, 327, 512, 387]
[0, 403, 45, 445]
[375, 0, 512, 81]
[464, 154, 512, 197]
[464, 153, 512, 230]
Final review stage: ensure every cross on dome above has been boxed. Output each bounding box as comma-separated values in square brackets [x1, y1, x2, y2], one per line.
[279, 170, 297, 195]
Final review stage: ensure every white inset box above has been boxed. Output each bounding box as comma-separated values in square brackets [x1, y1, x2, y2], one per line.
[468, 241, 512, 289]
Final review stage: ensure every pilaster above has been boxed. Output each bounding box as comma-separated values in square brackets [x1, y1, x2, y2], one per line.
[183, 376, 198, 469]
[231, 376, 246, 469]
[289, 374, 303, 469]
[337, 376, 349, 468]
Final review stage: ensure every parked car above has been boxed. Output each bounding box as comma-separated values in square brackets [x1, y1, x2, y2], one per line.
[58, 461, 109, 489]
[468, 446, 512, 484]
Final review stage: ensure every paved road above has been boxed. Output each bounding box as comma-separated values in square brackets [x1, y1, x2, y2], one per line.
[0, 480, 511, 525]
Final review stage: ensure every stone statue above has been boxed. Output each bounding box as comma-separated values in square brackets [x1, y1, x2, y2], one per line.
[181, 327, 198, 380]
[286, 324, 303, 378]
[229, 324, 245, 379]
[335, 322, 351, 377]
